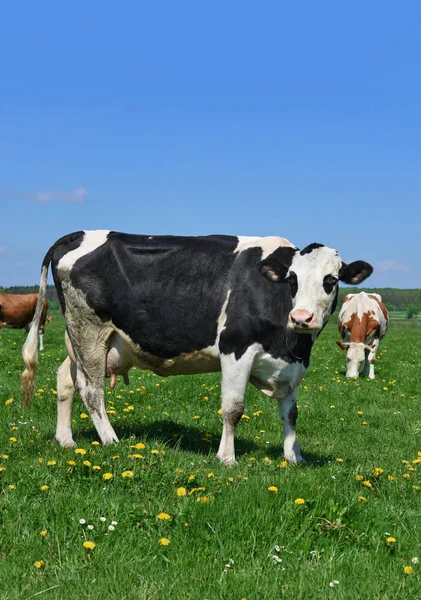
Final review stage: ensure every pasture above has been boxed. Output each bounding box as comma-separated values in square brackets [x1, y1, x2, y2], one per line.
[0, 315, 420, 599]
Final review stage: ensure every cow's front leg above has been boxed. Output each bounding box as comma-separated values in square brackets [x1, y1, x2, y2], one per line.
[367, 340, 379, 380]
[278, 389, 302, 464]
[362, 349, 369, 377]
[216, 350, 256, 466]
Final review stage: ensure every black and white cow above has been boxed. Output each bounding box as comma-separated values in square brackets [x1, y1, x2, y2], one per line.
[22, 231, 373, 464]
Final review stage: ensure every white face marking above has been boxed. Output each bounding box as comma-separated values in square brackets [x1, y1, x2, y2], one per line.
[288, 246, 341, 331]
[235, 236, 296, 259]
[58, 230, 110, 275]
[345, 342, 367, 378]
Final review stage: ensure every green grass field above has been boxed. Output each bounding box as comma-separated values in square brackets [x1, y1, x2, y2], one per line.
[1, 315, 420, 599]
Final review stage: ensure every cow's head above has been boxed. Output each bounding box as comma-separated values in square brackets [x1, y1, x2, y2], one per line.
[259, 243, 373, 334]
[336, 340, 374, 378]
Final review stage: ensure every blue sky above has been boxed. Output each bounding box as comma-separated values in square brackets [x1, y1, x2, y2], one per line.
[1, 1, 420, 288]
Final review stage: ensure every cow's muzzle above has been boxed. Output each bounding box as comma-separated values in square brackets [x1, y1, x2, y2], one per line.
[288, 310, 318, 333]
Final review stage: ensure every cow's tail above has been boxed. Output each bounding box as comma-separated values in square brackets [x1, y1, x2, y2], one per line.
[21, 248, 53, 406]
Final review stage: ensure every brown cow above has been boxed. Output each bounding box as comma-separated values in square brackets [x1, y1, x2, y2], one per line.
[336, 292, 388, 379]
[0, 294, 48, 351]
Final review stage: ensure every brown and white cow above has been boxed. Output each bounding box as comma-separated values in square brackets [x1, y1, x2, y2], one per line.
[337, 292, 388, 379]
[0, 294, 48, 351]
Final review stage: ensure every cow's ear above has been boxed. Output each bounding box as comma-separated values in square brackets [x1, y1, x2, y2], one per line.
[336, 340, 349, 350]
[339, 261, 373, 284]
[258, 258, 289, 282]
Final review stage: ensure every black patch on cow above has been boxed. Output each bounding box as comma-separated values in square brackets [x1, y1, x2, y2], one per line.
[339, 261, 373, 284]
[68, 233, 238, 358]
[331, 287, 339, 314]
[288, 403, 298, 427]
[288, 271, 298, 298]
[323, 274, 338, 295]
[300, 243, 324, 256]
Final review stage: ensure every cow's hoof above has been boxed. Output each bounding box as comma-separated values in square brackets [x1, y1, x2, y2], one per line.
[285, 454, 304, 465]
[216, 454, 238, 467]
[54, 436, 76, 448]
[102, 435, 119, 445]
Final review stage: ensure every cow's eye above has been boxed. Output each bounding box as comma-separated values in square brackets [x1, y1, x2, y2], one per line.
[323, 274, 338, 294]
[324, 275, 338, 286]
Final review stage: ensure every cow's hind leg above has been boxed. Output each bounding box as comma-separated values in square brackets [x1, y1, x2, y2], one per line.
[75, 360, 118, 445]
[55, 355, 77, 447]
[71, 328, 118, 445]
[278, 389, 303, 464]
[216, 350, 256, 466]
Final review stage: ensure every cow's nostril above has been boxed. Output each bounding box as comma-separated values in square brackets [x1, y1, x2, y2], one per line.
[305, 315, 313, 323]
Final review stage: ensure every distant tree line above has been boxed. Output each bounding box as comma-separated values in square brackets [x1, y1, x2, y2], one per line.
[0, 285, 420, 317]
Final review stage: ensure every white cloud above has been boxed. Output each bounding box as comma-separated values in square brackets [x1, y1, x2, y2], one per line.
[374, 259, 412, 274]
[33, 187, 87, 204]
[0, 247, 8, 257]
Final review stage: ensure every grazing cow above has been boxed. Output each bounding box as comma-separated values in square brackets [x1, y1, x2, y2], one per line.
[337, 292, 388, 379]
[22, 231, 373, 464]
[0, 293, 48, 351]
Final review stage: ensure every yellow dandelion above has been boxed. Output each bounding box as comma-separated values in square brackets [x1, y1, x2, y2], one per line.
[268, 486, 278, 493]
[404, 566, 413, 575]
[151, 449, 159, 455]
[197, 496, 209, 502]
[294, 498, 305, 504]
[83, 461, 91, 467]
[75, 448, 86, 455]
[372, 467, 384, 476]
[40, 530, 47, 537]
[386, 537, 396, 543]
[8, 485, 16, 490]
[40, 485, 48, 491]
[83, 541, 96, 550]
[403, 474, 411, 479]
[358, 496, 367, 502]
[91, 441, 100, 446]
[132, 442, 146, 449]
[0, 467, 6, 473]
[92, 465, 101, 471]
[388, 475, 395, 481]
[176, 487, 187, 497]
[362, 480, 372, 488]
[9, 437, 17, 443]
[103, 473, 113, 480]
[278, 460, 288, 468]
[5, 398, 13, 405]
[33, 560, 45, 568]
[80, 413, 89, 419]
[336, 458, 344, 463]
[159, 537, 170, 546]
[67, 460, 76, 466]
[355, 475, 363, 481]
[157, 512, 171, 520]
[122, 470, 134, 478]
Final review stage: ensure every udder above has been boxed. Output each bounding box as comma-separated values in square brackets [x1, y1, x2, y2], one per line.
[106, 337, 134, 388]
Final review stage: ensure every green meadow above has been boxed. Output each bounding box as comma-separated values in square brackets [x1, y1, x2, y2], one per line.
[0, 314, 420, 599]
